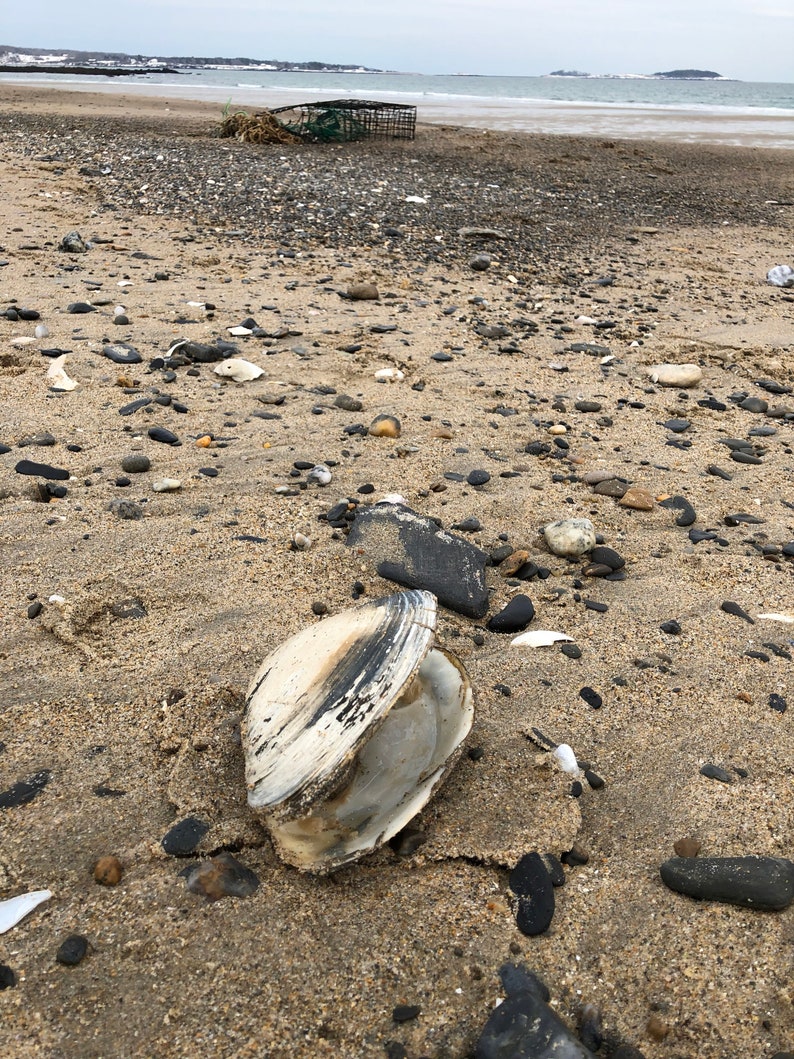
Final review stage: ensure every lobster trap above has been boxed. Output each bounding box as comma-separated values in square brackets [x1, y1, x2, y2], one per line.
[271, 99, 417, 143]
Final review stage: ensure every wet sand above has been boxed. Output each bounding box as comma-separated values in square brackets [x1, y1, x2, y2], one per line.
[0, 86, 793, 1059]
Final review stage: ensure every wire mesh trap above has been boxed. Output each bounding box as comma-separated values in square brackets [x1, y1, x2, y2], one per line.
[271, 99, 417, 142]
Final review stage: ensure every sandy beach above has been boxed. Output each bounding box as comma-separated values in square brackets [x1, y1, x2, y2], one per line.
[0, 86, 793, 1059]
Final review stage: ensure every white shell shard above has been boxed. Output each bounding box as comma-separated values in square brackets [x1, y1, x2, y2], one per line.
[757, 613, 794, 623]
[511, 630, 574, 648]
[0, 890, 52, 934]
[552, 744, 580, 776]
[307, 464, 332, 486]
[47, 354, 78, 391]
[374, 368, 405, 383]
[242, 590, 474, 873]
[152, 478, 182, 492]
[213, 358, 264, 382]
[227, 325, 253, 336]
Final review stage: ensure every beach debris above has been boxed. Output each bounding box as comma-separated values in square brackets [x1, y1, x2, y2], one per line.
[213, 358, 264, 382]
[475, 963, 594, 1058]
[648, 363, 703, 387]
[766, 264, 794, 287]
[46, 354, 78, 391]
[219, 108, 301, 144]
[512, 630, 574, 648]
[183, 853, 260, 901]
[405, 195, 427, 203]
[291, 532, 312, 551]
[60, 230, 88, 253]
[346, 503, 490, 618]
[34, 323, 49, 339]
[272, 99, 416, 142]
[660, 855, 794, 910]
[543, 518, 596, 558]
[152, 478, 182, 493]
[757, 613, 794, 623]
[242, 589, 473, 873]
[9, 336, 37, 347]
[0, 890, 52, 934]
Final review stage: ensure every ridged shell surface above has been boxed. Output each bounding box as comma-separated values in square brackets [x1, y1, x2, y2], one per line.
[243, 589, 438, 818]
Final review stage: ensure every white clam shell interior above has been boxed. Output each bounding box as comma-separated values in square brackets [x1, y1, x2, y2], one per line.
[242, 590, 473, 872]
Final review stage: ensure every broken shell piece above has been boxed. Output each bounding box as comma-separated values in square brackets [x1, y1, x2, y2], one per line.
[552, 744, 580, 776]
[374, 368, 405, 383]
[0, 890, 52, 934]
[242, 589, 474, 873]
[46, 354, 78, 391]
[511, 630, 574, 648]
[213, 358, 264, 382]
[227, 325, 253, 336]
[306, 464, 332, 486]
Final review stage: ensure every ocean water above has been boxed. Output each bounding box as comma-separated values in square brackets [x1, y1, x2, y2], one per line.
[2, 69, 793, 148]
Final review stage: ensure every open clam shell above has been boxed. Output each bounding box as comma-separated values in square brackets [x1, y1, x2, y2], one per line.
[242, 589, 474, 873]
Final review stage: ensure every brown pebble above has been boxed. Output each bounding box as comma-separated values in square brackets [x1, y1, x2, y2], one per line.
[500, 550, 531, 577]
[673, 837, 702, 858]
[348, 283, 379, 301]
[93, 855, 122, 886]
[736, 691, 753, 703]
[619, 486, 655, 511]
[368, 414, 401, 438]
[196, 435, 212, 448]
[432, 427, 454, 439]
[646, 1015, 670, 1040]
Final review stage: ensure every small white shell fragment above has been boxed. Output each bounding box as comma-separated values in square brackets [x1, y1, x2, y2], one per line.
[307, 464, 332, 486]
[552, 744, 580, 776]
[47, 354, 78, 391]
[48, 594, 66, 604]
[575, 315, 598, 325]
[114, 305, 126, 316]
[511, 630, 574, 648]
[543, 517, 596, 558]
[152, 478, 182, 492]
[242, 590, 473, 873]
[213, 358, 264, 382]
[648, 363, 703, 388]
[187, 301, 206, 307]
[378, 493, 407, 506]
[374, 368, 405, 383]
[292, 532, 312, 551]
[117, 279, 134, 287]
[757, 613, 794, 623]
[0, 890, 52, 934]
[405, 195, 427, 204]
[10, 336, 37, 347]
[600, 355, 615, 364]
[227, 325, 253, 336]
[166, 340, 188, 357]
[34, 323, 49, 339]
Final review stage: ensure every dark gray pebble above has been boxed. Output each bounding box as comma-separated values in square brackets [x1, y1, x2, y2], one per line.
[560, 643, 582, 659]
[161, 816, 209, 856]
[431, 351, 454, 362]
[659, 495, 696, 527]
[103, 343, 142, 365]
[769, 694, 787, 713]
[392, 1004, 421, 1023]
[199, 467, 218, 477]
[592, 478, 628, 498]
[700, 763, 732, 783]
[510, 853, 555, 936]
[470, 253, 491, 271]
[108, 499, 144, 520]
[56, 934, 89, 966]
[662, 418, 691, 432]
[584, 769, 605, 790]
[579, 687, 602, 709]
[724, 512, 764, 526]
[119, 397, 151, 416]
[121, 455, 151, 474]
[583, 599, 608, 613]
[575, 400, 602, 413]
[0, 769, 51, 809]
[707, 464, 732, 480]
[660, 619, 681, 635]
[148, 427, 179, 445]
[730, 450, 762, 465]
[60, 230, 88, 253]
[721, 600, 754, 624]
[453, 517, 482, 532]
[487, 595, 535, 633]
[590, 545, 624, 570]
[0, 965, 17, 990]
[66, 302, 96, 314]
[660, 855, 794, 910]
[739, 396, 768, 413]
[27, 601, 43, 619]
[14, 459, 69, 480]
[334, 394, 363, 412]
[467, 469, 491, 486]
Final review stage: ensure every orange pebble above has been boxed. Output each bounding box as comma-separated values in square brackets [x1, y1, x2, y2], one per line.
[93, 855, 123, 886]
[196, 435, 212, 448]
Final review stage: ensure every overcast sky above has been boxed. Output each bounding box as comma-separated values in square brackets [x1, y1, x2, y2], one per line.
[11, 0, 794, 82]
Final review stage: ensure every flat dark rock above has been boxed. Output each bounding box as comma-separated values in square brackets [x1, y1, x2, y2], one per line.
[475, 963, 594, 1058]
[15, 459, 69, 480]
[721, 600, 754, 624]
[509, 853, 556, 935]
[659, 495, 697, 527]
[103, 343, 142, 365]
[345, 504, 489, 618]
[148, 427, 179, 445]
[56, 934, 89, 966]
[487, 594, 535, 632]
[0, 769, 51, 809]
[660, 855, 794, 910]
[161, 816, 210, 856]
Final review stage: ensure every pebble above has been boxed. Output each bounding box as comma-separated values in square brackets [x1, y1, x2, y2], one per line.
[0, 769, 51, 809]
[560, 643, 582, 659]
[660, 619, 682, 635]
[66, 301, 96, 314]
[347, 283, 379, 300]
[0, 965, 17, 990]
[466, 469, 490, 486]
[108, 499, 144, 520]
[14, 459, 69, 480]
[161, 816, 210, 856]
[659, 855, 794, 910]
[543, 518, 596, 558]
[183, 853, 260, 900]
[721, 600, 754, 624]
[769, 694, 787, 713]
[152, 478, 182, 492]
[700, 763, 732, 783]
[673, 837, 702, 858]
[334, 394, 363, 412]
[368, 414, 401, 438]
[60, 230, 88, 253]
[148, 427, 179, 445]
[618, 487, 654, 511]
[121, 455, 151, 474]
[56, 934, 90, 966]
[392, 1004, 421, 1023]
[659, 495, 696, 526]
[648, 363, 703, 388]
[590, 546, 624, 570]
[486, 595, 535, 633]
[510, 852, 555, 936]
[592, 478, 628, 498]
[93, 856, 123, 886]
[579, 686, 603, 709]
[470, 253, 491, 271]
[574, 400, 601, 413]
[662, 418, 691, 433]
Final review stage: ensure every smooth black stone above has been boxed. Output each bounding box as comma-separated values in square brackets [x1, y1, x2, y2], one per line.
[15, 459, 69, 480]
[0, 769, 51, 809]
[453, 517, 482, 533]
[118, 397, 151, 416]
[739, 397, 768, 413]
[234, 534, 268, 543]
[392, 1005, 421, 1023]
[566, 341, 610, 355]
[590, 546, 624, 570]
[19, 431, 56, 447]
[662, 418, 691, 432]
[27, 601, 43, 619]
[700, 763, 732, 783]
[730, 450, 762, 465]
[689, 529, 717, 543]
[584, 769, 604, 790]
[66, 301, 96, 314]
[707, 464, 732, 480]
[721, 600, 754, 624]
[745, 650, 770, 662]
[524, 441, 552, 456]
[510, 851, 552, 897]
[56, 934, 89, 966]
[431, 351, 454, 362]
[0, 443, 10, 454]
[0, 964, 17, 990]
[371, 323, 397, 333]
[467, 469, 491, 486]
[570, 780, 583, 797]
[103, 343, 142, 365]
[660, 619, 681, 635]
[698, 398, 727, 411]
[161, 816, 210, 856]
[659, 495, 696, 527]
[121, 455, 150, 474]
[769, 694, 787, 713]
[583, 563, 614, 579]
[487, 595, 535, 633]
[583, 599, 608, 613]
[512, 853, 555, 935]
[346, 504, 490, 618]
[489, 544, 515, 565]
[93, 784, 126, 797]
[579, 686, 602, 709]
[724, 512, 764, 526]
[784, 542, 794, 557]
[475, 963, 592, 1059]
[199, 467, 218, 477]
[560, 643, 582, 659]
[148, 427, 179, 445]
[575, 400, 602, 413]
[660, 855, 794, 910]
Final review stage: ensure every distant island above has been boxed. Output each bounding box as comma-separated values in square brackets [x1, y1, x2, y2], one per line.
[548, 68, 728, 80]
[654, 69, 722, 79]
[0, 44, 381, 75]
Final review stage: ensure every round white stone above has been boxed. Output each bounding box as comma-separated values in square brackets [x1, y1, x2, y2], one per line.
[543, 517, 596, 557]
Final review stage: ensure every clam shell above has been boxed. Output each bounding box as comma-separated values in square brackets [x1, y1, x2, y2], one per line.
[242, 589, 473, 872]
